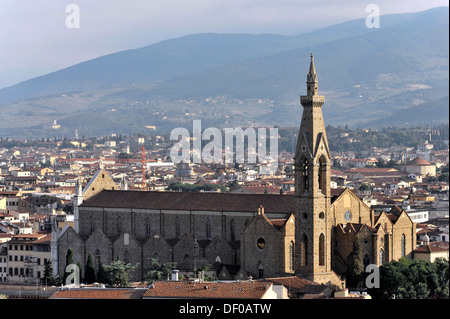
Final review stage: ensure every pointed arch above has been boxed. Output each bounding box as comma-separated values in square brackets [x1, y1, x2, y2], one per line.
[258, 261, 264, 278]
[145, 217, 151, 236]
[175, 217, 180, 238]
[300, 234, 308, 266]
[206, 217, 212, 239]
[90, 216, 95, 234]
[95, 249, 101, 270]
[302, 157, 309, 190]
[289, 241, 295, 272]
[379, 248, 385, 266]
[319, 233, 325, 266]
[230, 219, 236, 241]
[401, 234, 406, 257]
[116, 216, 122, 234]
[318, 155, 328, 193]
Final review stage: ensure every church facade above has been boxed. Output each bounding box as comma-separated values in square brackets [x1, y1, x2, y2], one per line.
[54, 55, 416, 287]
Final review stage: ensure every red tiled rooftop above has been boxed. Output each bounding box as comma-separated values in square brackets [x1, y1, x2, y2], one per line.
[81, 190, 295, 214]
[51, 288, 147, 299]
[143, 281, 273, 299]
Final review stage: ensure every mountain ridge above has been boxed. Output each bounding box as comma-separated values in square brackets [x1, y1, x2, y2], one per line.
[0, 6, 447, 138]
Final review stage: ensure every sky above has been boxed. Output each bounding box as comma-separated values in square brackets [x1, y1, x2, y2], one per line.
[0, 0, 448, 89]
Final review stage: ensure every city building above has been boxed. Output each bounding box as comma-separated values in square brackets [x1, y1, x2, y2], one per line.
[51, 55, 418, 290]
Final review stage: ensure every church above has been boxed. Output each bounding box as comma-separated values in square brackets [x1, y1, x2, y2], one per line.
[53, 55, 416, 288]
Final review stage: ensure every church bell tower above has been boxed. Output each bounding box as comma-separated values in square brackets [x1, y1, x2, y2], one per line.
[294, 54, 332, 284]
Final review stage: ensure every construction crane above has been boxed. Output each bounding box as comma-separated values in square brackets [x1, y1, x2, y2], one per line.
[141, 146, 147, 191]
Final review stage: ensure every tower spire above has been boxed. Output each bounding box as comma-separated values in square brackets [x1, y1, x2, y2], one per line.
[309, 53, 316, 76]
[306, 52, 318, 96]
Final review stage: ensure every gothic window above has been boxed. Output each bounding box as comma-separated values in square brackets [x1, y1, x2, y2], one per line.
[302, 158, 309, 190]
[145, 218, 151, 236]
[289, 241, 295, 272]
[363, 254, 370, 267]
[90, 216, 94, 234]
[379, 249, 385, 266]
[206, 218, 212, 239]
[258, 262, 264, 278]
[300, 234, 308, 266]
[318, 156, 326, 193]
[124, 250, 129, 264]
[175, 217, 180, 238]
[319, 234, 325, 266]
[95, 249, 101, 269]
[116, 216, 122, 234]
[401, 234, 406, 257]
[230, 219, 236, 241]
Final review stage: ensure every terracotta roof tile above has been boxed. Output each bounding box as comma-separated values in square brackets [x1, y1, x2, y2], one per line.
[51, 288, 147, 299]
[81, 190, 295, 214]
[143, 281, 272, 299]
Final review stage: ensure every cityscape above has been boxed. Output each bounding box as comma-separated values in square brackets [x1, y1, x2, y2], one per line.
[0, 0, 448, 310]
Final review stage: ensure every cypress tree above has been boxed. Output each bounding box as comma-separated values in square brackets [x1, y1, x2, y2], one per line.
[346, 236, 365, 287]
[85, 254, 96, 284]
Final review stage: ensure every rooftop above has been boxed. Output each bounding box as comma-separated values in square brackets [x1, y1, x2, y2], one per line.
[142, 280, 273, 299]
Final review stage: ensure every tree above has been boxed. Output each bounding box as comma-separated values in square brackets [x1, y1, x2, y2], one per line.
[346, 236, 365, 288]
[103, 258, 139, 287]
[144, 258, 177, 282]
[42, 259, 58, 286]
[96, 262, 107, 284]
[369, 257, 449, 299]
[84, 253, 96, 284]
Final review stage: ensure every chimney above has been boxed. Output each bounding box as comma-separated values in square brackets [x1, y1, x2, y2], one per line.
[171, 269, 179, 281]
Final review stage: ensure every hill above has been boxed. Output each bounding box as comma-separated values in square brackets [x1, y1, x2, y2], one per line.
[0, 7, 447, 138]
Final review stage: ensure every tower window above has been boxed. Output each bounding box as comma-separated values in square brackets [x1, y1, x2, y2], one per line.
[319, 234, 325, 266]
[302, 158, 309, 190]
[318, 156, 326, 193]
[300, 234, 308, 266]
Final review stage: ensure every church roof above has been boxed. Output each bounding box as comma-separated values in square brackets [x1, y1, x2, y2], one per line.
[407, 157, 432, 166]
[81, 190, 295, 214]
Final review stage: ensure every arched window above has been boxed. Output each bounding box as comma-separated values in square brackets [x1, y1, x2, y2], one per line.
[95, 249, 101, 269]
[363, 254, 370, 267]
[318, 156, 327, 193]
[230, 219, 236, 241]
[145, 218, 151, 236]
[319, 234, 325, 266]
[300, 234, 308, 266]
[379, 249, 385, 266]
[206, 218, 212, 239]
[289, 241, 295, 272]
[401, 234, 406, 257]
[302, 158, 309, 190]
[90, 216, 95, 234]
[116, 216, 122, 234]
[258, 262, 264, 278]
[175, 217, 180, 238]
